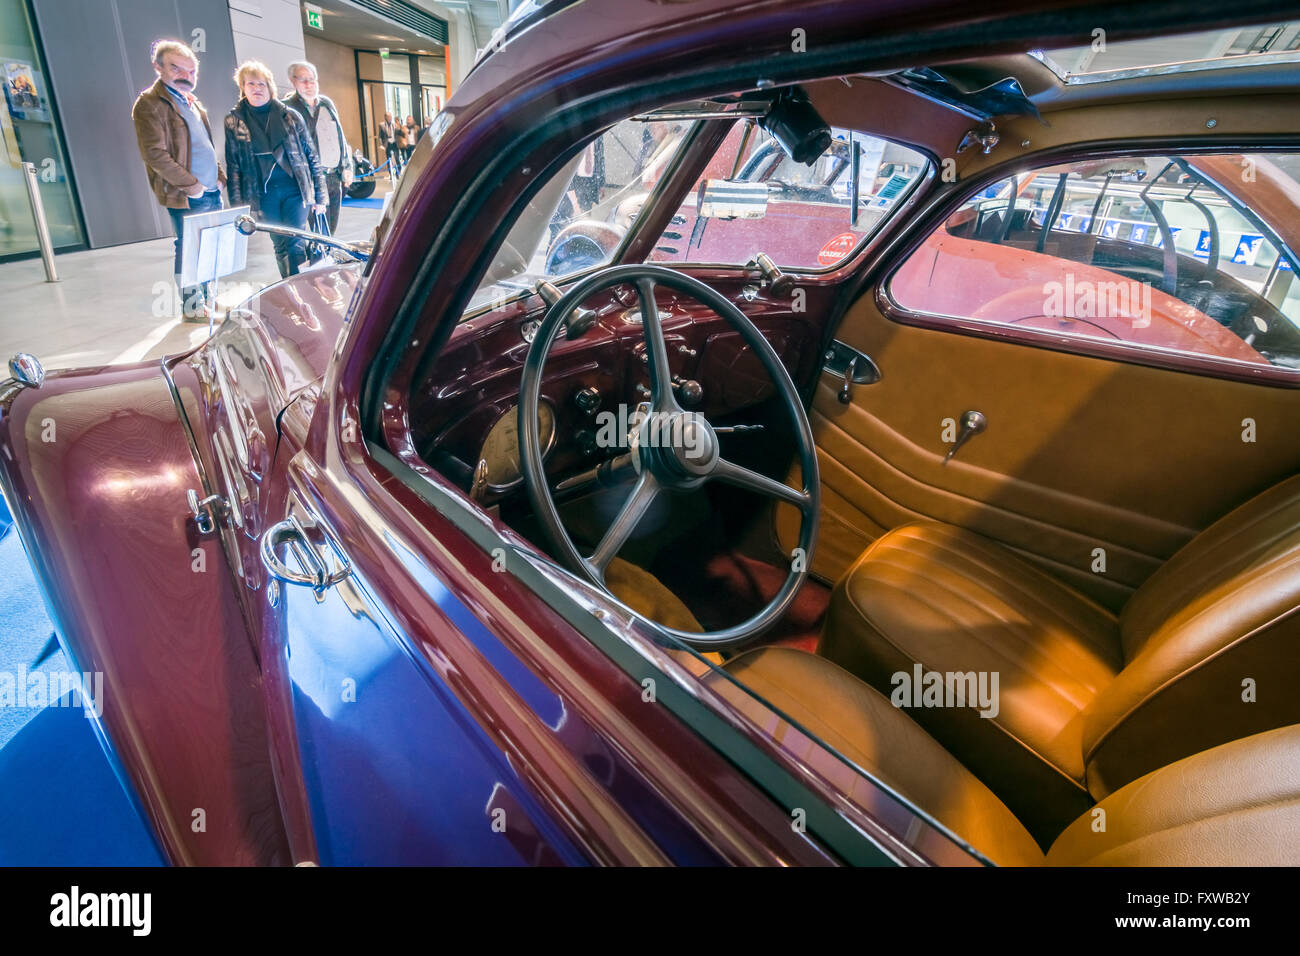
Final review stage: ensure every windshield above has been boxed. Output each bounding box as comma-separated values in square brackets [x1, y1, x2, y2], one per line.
[465, 118, 690, 313]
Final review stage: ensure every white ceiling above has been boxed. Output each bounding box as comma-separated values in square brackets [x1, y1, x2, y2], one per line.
[299, 0, 511, 55]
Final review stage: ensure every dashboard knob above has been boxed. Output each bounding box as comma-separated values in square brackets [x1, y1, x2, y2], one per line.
[574, 386, 601, 414]
[673, 378, 703, 407]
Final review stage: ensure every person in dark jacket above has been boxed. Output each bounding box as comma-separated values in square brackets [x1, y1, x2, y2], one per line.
[283, 60, 352, 235]
[377, 112, 398, 180]
[393, 118, 409, 176]
[223, 60, 327, 278]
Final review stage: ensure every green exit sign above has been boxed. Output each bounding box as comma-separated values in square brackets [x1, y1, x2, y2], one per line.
[305, 3, 322, 30]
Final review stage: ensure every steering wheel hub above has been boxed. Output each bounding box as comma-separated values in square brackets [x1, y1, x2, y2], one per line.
[638, 410, 719, 481]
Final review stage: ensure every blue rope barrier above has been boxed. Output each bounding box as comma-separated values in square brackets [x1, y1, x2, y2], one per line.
[354, 158, 394, 180]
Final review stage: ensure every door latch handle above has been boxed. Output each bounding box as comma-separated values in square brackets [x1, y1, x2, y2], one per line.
[187, 488, 226, 535]
[824, 340, 880, 405]
[838, 357, 857, 404]
[260, 515, 351, 592]
[943, 410, 987, 463]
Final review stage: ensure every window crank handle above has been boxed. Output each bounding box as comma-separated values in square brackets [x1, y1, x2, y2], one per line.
[944, 410, 987, 463]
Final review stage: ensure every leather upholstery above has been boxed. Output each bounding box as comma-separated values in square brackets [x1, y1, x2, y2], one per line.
[1084, 473, 1300, 795]
[717, 647, 1045, 866]
[824, 474, 1300, 837]
[776, 294, 1300, 611]
[819, 522, 1120, 843]
[716, 648, 1300, 866]
[605, 558, 725, 668]
[1047, 724, 1300, 866]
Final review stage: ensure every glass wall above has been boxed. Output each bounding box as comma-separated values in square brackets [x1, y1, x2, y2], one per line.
[356, 49, 447, 162]
[0, 0, 83, 257]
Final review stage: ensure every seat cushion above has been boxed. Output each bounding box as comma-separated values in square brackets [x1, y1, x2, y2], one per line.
[820, 522, 1121, 844]
[606, 557, 702, 633]
[716, 647, 1044, 866]
[1048, 723, 1300, 866]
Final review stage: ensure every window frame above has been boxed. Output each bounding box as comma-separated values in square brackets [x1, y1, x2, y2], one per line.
[879, 143, 1300, 388]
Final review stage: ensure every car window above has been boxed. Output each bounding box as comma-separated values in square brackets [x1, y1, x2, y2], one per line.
[888, 153, 1300, 374]
[465, 118, 690, 313]
[650, 123, 928, 270]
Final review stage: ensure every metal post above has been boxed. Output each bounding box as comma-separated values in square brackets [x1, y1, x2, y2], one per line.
[21, 162, 58, 282]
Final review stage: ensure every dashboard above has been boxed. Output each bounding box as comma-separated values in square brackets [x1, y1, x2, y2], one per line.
[411, 278, 828, 505]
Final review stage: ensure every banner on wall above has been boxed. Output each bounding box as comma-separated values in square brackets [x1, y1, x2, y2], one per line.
[3, 61, 47, 122]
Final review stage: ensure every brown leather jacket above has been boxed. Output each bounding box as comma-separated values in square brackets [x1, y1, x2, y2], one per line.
[131, 78, 225, 209]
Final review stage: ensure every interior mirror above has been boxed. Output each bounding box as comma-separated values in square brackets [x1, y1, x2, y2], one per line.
[759, 87, 831, 165]
[697, 179, 769, 220]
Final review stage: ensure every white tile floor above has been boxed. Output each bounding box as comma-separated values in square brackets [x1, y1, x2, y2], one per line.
[0, 194, 388, 372]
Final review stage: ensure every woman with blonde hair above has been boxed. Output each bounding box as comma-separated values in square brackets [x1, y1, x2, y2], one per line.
[223, 60, 327, 277]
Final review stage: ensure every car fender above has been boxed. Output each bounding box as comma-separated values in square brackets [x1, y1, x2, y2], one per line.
[0, 360, 291, 865]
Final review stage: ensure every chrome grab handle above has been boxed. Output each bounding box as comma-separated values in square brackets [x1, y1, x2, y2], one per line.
[260, 515, 350, 592]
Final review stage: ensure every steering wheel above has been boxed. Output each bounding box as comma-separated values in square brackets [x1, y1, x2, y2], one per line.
[519, 263, 819, 650]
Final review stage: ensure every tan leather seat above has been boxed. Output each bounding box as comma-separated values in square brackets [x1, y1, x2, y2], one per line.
[819, 474, 1300, 845]
[720, 646, 1044, 866]
[721, 647, 1300, 865]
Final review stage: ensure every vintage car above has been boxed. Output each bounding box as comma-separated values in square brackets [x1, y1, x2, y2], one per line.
[3, 0, 1300, 867]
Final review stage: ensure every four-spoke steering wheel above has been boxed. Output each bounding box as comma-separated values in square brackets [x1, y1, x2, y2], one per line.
[519, 264, 819, 650]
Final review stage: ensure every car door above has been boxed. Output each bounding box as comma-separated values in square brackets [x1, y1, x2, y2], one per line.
[252, 377, 869, 864]
[251, 430, 593, 865]
[776, 148, 1300, 611]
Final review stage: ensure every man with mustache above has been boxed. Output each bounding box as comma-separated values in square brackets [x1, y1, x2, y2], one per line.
[131, 40, 225, 321]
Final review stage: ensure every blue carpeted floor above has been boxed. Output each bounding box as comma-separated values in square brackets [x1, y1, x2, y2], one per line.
[0, 493, 164, 865]
[342, 194, 384, 208]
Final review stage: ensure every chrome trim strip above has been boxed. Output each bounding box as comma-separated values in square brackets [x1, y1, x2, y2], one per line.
[1030, 47, 1300, 86]
[161, 357, 219, 500]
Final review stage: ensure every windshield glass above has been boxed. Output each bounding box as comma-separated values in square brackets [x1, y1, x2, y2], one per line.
[465, 118, 690, 313]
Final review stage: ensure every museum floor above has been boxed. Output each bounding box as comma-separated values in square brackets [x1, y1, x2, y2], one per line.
[0, 193, 388, 372]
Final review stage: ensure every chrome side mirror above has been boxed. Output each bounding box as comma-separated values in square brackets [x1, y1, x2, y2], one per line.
[233, 214, 370, 262]
[8, 353, 44, 389]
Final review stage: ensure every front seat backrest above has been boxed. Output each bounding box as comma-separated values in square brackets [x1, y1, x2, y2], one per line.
[1082, 473, 1300, 796]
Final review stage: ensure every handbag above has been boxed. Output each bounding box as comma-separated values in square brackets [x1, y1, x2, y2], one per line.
[305, 210, 331, 263]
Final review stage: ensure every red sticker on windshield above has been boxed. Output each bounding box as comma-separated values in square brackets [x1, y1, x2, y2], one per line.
[817, 232, 857, 266]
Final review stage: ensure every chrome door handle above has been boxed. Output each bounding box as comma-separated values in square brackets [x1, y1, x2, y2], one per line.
[260, 515, 351, 592]
[943, 410, 987, 463]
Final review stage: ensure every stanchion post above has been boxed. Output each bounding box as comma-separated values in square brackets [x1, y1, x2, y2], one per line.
[21, 162, 58, 282]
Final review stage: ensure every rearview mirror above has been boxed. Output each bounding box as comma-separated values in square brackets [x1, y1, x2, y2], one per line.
[697, 179, 769, 220]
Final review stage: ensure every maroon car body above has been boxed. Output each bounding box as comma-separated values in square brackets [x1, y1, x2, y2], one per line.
[2, 0, 1296, 866]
